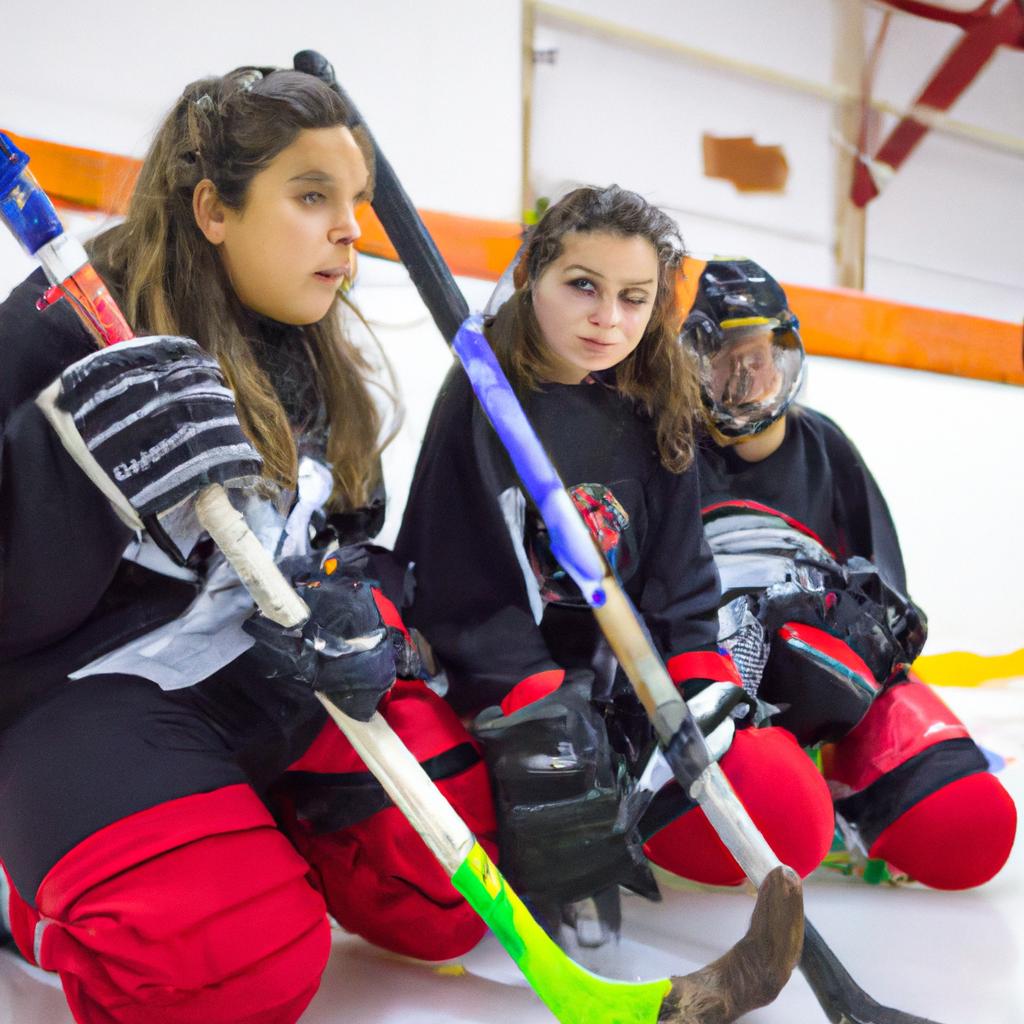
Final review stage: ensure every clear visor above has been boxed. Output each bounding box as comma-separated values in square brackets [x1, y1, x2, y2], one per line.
[698, 321, 804, 437]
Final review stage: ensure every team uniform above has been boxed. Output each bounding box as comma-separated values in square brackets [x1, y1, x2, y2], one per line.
[695, 404, 1016, 890]
[0, 270, 496, 1024]
[395, 365, 836, 893]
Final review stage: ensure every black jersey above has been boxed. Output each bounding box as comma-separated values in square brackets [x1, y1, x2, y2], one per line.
[0, 269, 382, 730]
[395, 365, 722, 714]
[696, 406, 909, 593]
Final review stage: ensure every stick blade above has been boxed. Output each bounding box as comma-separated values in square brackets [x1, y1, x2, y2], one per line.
[800, 920, 949, 1024]
[659, 865, 803, 1024]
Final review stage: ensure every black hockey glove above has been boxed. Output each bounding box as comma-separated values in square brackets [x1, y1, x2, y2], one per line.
[834, 557, 927, 682]
[242, 553, 405, 721]
[473, 670, 657, 906]
[41, 335, 262, 538]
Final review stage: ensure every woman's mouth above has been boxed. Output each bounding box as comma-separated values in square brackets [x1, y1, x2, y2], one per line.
[315, 267, 348, 283]
[580, 336, 615, 349]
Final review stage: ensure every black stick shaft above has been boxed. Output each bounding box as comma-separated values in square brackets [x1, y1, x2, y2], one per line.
[292, 50, 468, 343]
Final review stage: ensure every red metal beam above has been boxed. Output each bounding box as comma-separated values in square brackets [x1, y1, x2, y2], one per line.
[879, 0, 999, 33]
[852, 0, 1024, 206]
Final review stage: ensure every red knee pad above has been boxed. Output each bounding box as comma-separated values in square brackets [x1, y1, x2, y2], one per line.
[870, 771, 1017, 890]
[291, 678, 483, 771]
[284, 678, 496, 961]
[825, 678, 971, 793]
[644, 726, 835, 886]
[291, 787, 492, 962]
[33, 785, 329, 1024]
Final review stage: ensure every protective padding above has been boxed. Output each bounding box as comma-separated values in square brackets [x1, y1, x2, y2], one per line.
[825, 677, 970, 793]
[282, 678, 497, 961]
[499, 668, 565, 715]
[761, 622, 880, 746]
[644, 726, 834, 886]
[870, 771, 1017, 890]
[666, 648, 743, 688]
[31, 784, 330, 1024]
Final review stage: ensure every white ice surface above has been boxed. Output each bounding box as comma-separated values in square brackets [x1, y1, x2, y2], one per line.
[2, 682, 1020, 1023]
[1, 254, 1021, 1023]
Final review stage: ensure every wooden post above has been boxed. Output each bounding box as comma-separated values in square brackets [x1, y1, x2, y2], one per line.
[521, 0, 537, 219]
[833, 0, 868, 289]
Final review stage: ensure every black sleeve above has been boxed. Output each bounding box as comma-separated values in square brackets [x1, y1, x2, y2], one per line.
[0, 272, 133, 658]
[637, 459, 723, 666]
[395, 368, 559, 713]
[815, 411, 909, 593]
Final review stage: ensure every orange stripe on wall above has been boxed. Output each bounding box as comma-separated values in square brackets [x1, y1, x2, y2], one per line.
[3, 131, 139, 216]
[5, 131, 1021, 386]
[785, 283, 1023, 386]
[356, 207, 523, 281]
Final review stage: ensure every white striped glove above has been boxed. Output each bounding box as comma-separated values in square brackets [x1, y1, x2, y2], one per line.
[40, 336, 262, 551]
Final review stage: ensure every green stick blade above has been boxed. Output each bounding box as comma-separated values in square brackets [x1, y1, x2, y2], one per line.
[452, 842, 670, 1024]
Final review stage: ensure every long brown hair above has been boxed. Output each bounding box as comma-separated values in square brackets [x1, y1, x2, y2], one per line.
[487, 185, 701, 472]
[89, 66, 395, 509]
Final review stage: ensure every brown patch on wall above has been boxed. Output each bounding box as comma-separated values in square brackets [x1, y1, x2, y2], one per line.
[702, 135, 789, 192]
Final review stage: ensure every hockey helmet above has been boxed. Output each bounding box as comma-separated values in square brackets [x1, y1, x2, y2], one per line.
[681, 258, 805, 442]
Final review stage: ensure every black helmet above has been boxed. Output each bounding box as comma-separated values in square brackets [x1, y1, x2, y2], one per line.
[681, 258, 805, 442]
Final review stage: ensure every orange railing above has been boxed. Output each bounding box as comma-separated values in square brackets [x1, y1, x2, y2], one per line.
[5, 130, 1021, 386]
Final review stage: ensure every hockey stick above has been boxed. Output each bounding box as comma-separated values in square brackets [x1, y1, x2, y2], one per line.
[294, 54, 947, 1024]
[1, 129, 800, 1024]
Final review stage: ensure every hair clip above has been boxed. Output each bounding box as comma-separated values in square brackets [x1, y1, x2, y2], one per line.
[194, 93, 214, 113]
[236, 69, 264, 93]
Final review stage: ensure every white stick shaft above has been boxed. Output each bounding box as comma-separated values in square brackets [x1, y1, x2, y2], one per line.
[690, 763, 780, 887]
[595, 577, 784, 887]
[316, 694, 476, 875]
[194, 485, 309, 628]
[192, 484, 475, 874]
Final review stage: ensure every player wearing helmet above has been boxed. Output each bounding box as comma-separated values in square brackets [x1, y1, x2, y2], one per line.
[676, 258, 1017, 891]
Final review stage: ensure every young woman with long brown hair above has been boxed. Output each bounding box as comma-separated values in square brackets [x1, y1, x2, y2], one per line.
[396, 185, 834, 940]
[0, 63, 494, 1024]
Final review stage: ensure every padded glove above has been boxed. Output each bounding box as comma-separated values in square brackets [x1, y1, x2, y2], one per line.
[473, 669, 657, 905]
[41, 336, 262, 532]
[243, 552, 401, 721]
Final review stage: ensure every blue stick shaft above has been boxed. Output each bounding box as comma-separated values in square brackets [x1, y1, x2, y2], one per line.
[0, 133, 64, 256]
[452, 315, 610, 607]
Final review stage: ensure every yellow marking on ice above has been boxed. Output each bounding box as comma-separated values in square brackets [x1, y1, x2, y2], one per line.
[913, 648, 1024, 688]
[433, 964, 467, 977]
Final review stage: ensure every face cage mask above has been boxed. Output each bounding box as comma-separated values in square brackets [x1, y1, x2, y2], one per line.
[688, 317, 805, 441]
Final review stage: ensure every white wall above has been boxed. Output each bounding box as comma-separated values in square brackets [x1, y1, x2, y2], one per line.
[529, 0, 838, 285]
[862, 5, 1024, 318]
[527, 0, 1024, 321]
[0, 0, 522, 220]
[3, 2, 1020, 316]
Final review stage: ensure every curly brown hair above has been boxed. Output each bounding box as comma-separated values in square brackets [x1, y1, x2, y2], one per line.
[88, 66, 395, 510]
[486, 185, 701, 472]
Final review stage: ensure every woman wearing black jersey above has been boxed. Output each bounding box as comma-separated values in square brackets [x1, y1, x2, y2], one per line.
[396, 187, 835, 925]
[0, 61, 494, 1024]
[674, 257, 1016, 891]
